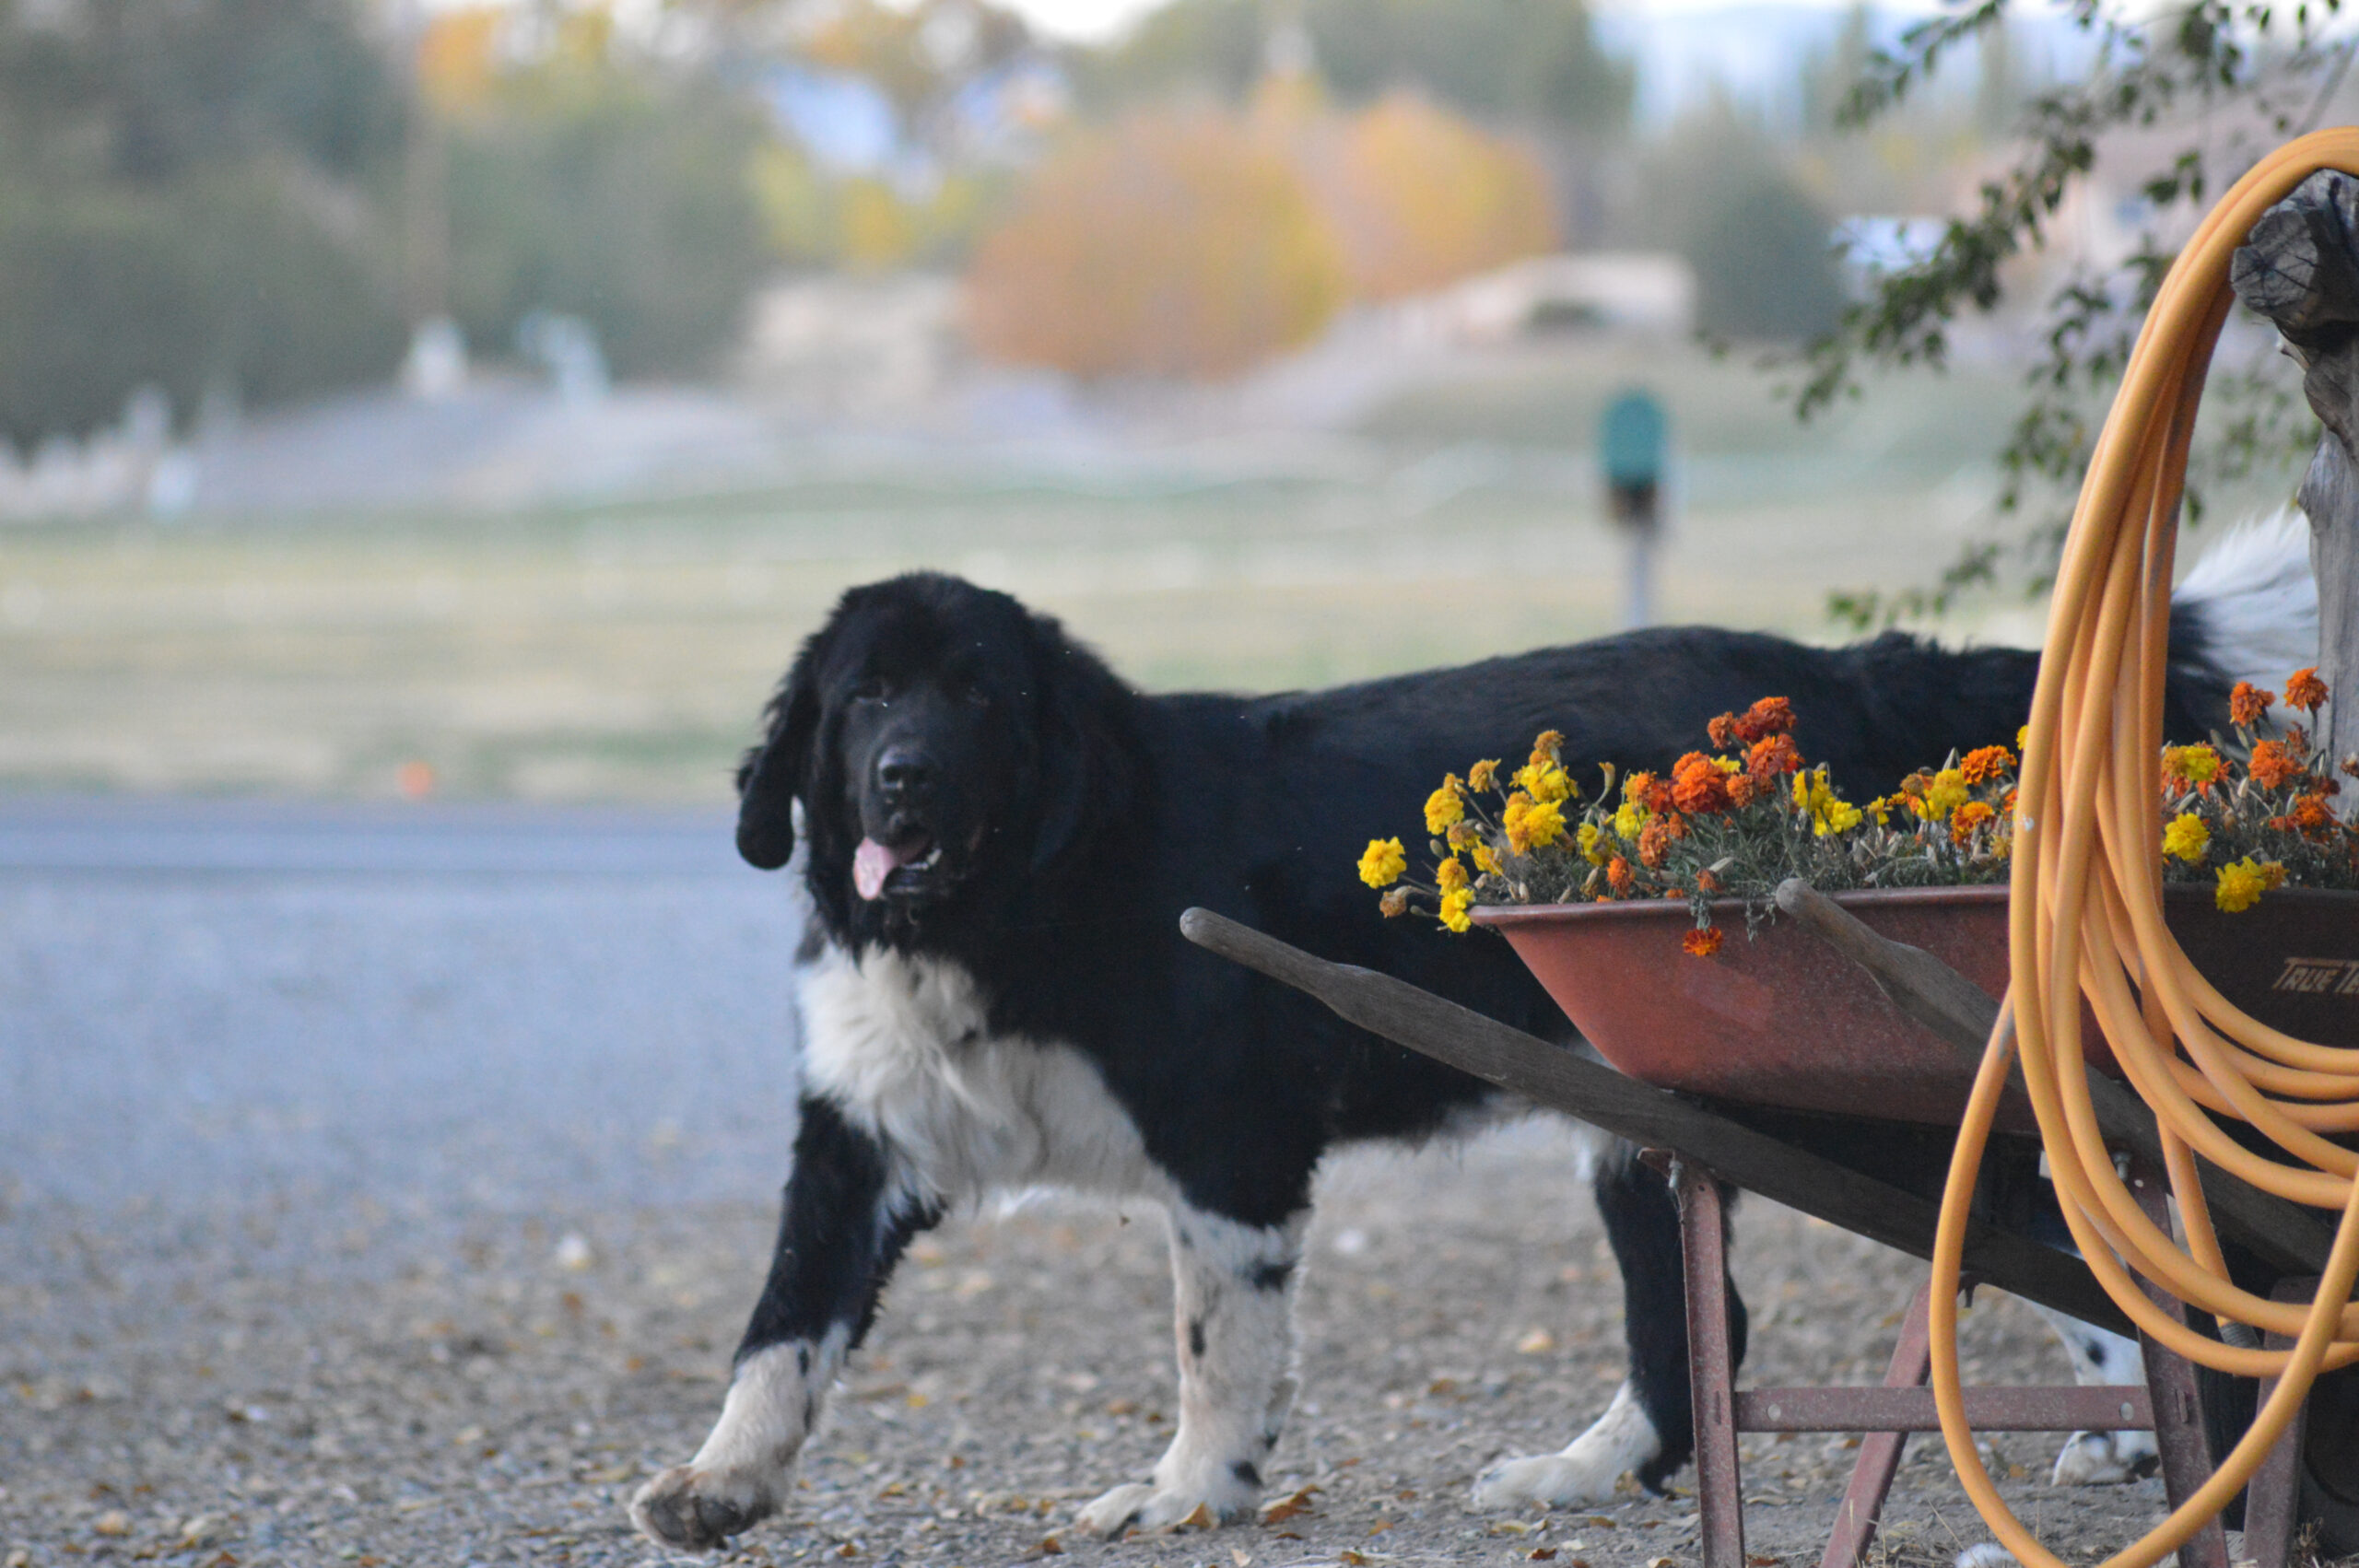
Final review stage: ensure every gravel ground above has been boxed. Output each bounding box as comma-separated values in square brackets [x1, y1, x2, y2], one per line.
[0, 806, 2224, 1568]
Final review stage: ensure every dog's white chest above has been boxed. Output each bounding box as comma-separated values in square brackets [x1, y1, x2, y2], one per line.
[794, 943, 1164, 1203]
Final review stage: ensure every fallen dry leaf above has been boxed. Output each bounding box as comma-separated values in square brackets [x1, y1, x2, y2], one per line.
[1530, 1550, 1558, 1562]
[1034, 1535, 1063, 1557]
[1260, 1485, 1319, 1525]
[1175, 1502, 1216, 1531]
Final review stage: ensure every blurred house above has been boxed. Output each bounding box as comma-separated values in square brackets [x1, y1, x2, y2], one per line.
[1385, 252, 1696, 345]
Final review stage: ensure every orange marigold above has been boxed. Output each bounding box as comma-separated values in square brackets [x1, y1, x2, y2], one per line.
[1605, 855, 1634, 894]
[1696, 868, 1721, 893]
[1950, 800, 1997, 846]
[1960, 745, 2015, 786]
[2230, 681, 2273, 729]
[1683, 926, 1724, 958]
[1707, 712, 1738, 748]
[1530, 730, 1566, 766]
[1746, 732, 1803, 783]
[1640, 775, 1679, 815]
[1727, 774, 1763, 808]
[1636, 814, 1684, 868]
[2286, 667, 2329, 714]
[2294, 794, 2335, 834]
[1672, 753, 1732, 815]
[2250, 741, 2302, 791]
[1729, 696, 1796, 744]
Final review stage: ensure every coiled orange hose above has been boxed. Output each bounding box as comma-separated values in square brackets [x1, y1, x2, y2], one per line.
[1931, 128, 2359, 1568]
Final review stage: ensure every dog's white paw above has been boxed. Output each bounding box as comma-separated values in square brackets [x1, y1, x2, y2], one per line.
[1075, 1471, 1255, 1538]
[630, 1463, 784, 1550]
[2048, 1430, 2158, 1486]
[1472, 1449, 1625, 1511]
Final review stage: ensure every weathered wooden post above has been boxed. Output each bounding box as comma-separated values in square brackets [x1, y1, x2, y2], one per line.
[2230, 171, 2359, 787]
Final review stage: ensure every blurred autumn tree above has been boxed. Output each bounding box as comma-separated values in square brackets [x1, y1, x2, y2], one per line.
[427, 7, 769, 378]
[0, 0, 409, 447]
[965, 110, 1348, 378]
[1294, 90, 1556, 299]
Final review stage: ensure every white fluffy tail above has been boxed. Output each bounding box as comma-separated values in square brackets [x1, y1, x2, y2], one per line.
[2173, 507, 2318, 696]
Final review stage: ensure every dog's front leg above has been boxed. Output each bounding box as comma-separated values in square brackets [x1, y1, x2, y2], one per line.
[1077, 1205, 1307, 1537]
[632, 1096, 933, 1551]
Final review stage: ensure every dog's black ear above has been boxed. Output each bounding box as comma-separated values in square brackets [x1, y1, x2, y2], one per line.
[736, 639, 823, 872]
[1029, 620, 1135, 873]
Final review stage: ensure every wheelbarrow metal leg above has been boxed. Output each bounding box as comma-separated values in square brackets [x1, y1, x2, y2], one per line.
[2241, 1276, 2320, 1568]
[2129, 1160, 2229, 1568]
[1670, 1155, 1745, 1568]
[1818, 1277, 1936, 1568]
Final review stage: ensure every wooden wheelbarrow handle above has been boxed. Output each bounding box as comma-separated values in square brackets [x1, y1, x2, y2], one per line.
[1178, 906, 2134, 1334]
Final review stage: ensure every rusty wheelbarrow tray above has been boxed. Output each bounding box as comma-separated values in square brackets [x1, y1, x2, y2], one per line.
[1177, 887, 2357, 1568]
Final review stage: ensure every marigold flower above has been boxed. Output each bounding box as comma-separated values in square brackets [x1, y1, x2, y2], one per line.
[1437, 856, 1469, 894]
[1424, 777, 1465, 835]
[1816, 800, 1864, 838]
[1683, 926, 1724, 958]
[2230, 681, 2273, 729]
[1960, 745, 2015, 786]
[1515, 760, 1574, 803]
[1909, 767, 1969, 824]
[2250, 741, 2302, 791]
[1727, 775, 1763, 808]
[1613, 800, 1646, 841]
[1707, 712, 1738, 749]
[1472, 842, 1502, 876]
[2294, 795, 2335, 834]
[1445, 822, 1478, 849]
[1467, 758, 1500, 793]
[1730, 696, 1796, 744]
[1357, 837, 1407, 888]
[2287, 724, 2310, 755]
[1506, 797, 1567, 854]
[1530, 730, 1565, 766]
[2214, 857, 2280, 913]
[1696, 868, 1720, 893]
[1438, 887, 1475, 933]
[2162, 813, 2210, 863]
[1640, 776, 1677, 814]
[2286, 667, 2329, 714]
[1378, 887, 1412, 918]
[2162, 744, 2221, 786]
[1671, 753, 1731, 815]
[1606, 855, 1634, 894]
[1577, 821, 1606, 864]
[1622, 770, 1654, 802]
[1636, 814, 1682, 868]
[1947, 800, 1995, 846]
[1746, 733, 1802, 783]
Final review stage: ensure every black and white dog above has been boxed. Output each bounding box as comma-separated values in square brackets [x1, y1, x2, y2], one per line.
[630, 519, 2316, 1552]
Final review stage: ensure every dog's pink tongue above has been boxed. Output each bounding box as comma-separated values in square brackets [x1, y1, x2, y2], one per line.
[853, 837, 910, 901]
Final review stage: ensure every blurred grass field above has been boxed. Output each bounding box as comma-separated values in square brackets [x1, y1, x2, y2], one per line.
[0, 342, 2199, 805]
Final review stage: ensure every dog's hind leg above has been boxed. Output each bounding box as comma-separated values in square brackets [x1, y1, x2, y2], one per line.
[632, 1096, 939, 1551]
[2028, 1305, 2158, 1485]
[1473, 1145, 1747, 1509]
[1075, 1204, 1307, 1537]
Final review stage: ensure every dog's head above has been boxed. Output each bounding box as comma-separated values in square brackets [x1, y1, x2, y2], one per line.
[736, 573, 1136, 939]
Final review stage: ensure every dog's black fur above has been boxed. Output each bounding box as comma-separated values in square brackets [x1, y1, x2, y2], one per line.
[631, 571, 2234, 1551]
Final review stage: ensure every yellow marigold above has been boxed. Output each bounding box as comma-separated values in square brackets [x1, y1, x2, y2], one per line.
[2162, 744, 2221, 786]
[1515, 760, 1573, 803]
[1357, 837, 1407, 888]
[1519, 798, 1567, 851]
[1436, 856, 1469, 894]
[1613, 800, 1646, 842]
[1577, 821, 1606, 864]
[1424, 777, 1465, 835]
[1817, 799, 1865, 837]
[1445, 822, 1478, 849]
[2016, 724, 2030, 752]
[1960, 745, 2014, 786]
[1911, 768, 1969, 824]
[2214, 857, 2283, 913]
[1530, 730, 1565, 766]
[1865, 794, 1893, 825]
[1467, 758, 1500, 793]
[1682, 926, 1724, 958]
[1471, 842, 1502, 876]
[2162, 813, 2211, 864]
[1378, 887, 1412, 918]
[1438, 887, 1475, 933]
[1949, 800, 1996, 846]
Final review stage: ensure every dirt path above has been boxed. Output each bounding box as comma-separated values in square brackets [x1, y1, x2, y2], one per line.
[4, 1122, 2200, 1568]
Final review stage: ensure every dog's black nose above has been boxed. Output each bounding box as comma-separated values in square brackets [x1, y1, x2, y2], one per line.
[877, 746, 935, 800]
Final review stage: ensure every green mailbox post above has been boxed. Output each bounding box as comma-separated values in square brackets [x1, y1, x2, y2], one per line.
[1600, 389, 1666, 628]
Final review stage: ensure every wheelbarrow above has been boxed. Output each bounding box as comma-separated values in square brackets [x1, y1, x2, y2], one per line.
[1177, 883, 2359, 1568]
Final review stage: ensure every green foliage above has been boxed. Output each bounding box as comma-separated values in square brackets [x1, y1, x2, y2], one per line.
[446, 80, 770, 379]
[1637, 101, 1847, 343]
[1801, 0, 2353, 626]
[1076, 0, 1632, 135]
